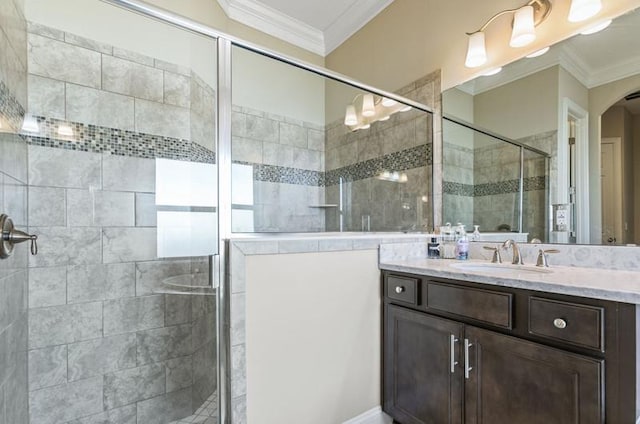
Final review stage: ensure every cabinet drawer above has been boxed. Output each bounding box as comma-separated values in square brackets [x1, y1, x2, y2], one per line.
[386, 275, 418, 305]
[529, 297, 604, 351]
[424, 282, 512, 329]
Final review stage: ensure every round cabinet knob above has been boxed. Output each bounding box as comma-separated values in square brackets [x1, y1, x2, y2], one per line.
[395, 286, 405, 294]
[553, 318, 567, 329]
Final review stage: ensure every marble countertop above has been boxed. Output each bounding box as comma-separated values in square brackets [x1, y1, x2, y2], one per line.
[379, 257, 640, 304]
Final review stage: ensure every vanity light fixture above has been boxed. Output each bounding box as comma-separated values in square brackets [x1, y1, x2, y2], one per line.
[377, 171, 408, 183]
[526, 46, 550, 58]
[568, 0, 602, 22]
[464, 0, 552, 68]
[580, 19, 611, 34]
[344, 93, 412, 131]
[482, 67, 503, 76]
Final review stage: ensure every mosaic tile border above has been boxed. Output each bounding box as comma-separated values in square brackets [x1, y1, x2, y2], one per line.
[22, 116, 216, 163]
[444, 176, 546, 197]
[0, 80, 26, 132]
[234, 143, 432, 187]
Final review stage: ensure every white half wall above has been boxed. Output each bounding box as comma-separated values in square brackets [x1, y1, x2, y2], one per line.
[245, 249, 381, 424]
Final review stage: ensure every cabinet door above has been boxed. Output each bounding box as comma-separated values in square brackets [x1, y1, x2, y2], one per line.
[464, 326, 604, 424]
[384, 304, 463, 424]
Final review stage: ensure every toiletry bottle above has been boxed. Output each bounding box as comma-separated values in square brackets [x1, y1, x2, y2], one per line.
[473, 225, 480, 241]
[456, 225, 469, 260]
[428, 237, 440, 259]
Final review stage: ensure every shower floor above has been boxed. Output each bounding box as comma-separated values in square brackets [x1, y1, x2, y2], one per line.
[170, 391, 218, 424]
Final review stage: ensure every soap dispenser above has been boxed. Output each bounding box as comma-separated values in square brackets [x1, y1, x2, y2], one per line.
[456, 224, 469, 260]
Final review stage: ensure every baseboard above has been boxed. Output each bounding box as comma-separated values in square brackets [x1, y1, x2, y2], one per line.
[343, 406, 388, 424]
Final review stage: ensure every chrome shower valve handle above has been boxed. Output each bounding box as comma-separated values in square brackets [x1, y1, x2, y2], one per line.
[0, 214, 38, 258]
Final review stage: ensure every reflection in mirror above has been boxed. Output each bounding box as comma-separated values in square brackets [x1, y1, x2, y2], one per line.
[231, 45, 434, 233]
[443, 7, 640, 245]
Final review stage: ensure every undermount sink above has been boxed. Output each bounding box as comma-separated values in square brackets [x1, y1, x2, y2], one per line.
[449, 262, 553, 274]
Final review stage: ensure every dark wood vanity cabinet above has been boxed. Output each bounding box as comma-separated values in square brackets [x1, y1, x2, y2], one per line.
[382, 271, 637, 424]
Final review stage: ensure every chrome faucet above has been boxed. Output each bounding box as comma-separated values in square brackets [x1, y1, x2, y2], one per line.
[502, 239, 524, 265]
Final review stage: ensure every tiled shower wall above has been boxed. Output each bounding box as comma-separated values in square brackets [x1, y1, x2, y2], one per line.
[24, 24, 217, 424]
[324, 71, 439, 232]
[443, 130, 552, 241]
[0, 0, 29, 422]
[231, 105, 326, 232]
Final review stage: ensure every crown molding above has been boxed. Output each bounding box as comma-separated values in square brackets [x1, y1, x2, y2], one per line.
[216, 0, 391, 56]
[323, 0, 394, 54]
[217, 0, 325, 56]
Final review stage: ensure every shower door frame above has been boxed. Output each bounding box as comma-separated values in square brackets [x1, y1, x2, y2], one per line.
[100, 1, 435, 422]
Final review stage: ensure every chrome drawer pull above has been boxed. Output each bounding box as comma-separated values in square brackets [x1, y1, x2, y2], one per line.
[450, 335, 459, 373]
[464, 338, 473, 379]
[395, 286, 405, 294]
[553, 318, 567, 329]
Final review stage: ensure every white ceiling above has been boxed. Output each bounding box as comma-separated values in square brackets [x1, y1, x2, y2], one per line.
[216, 0, 393, 56]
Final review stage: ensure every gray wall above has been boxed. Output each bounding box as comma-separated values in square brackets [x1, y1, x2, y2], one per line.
[24, 23, 217, 424]
[0, 0, 29, 422]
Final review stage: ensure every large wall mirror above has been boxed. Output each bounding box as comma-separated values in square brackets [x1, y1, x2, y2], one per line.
[442, 7, 640, 246]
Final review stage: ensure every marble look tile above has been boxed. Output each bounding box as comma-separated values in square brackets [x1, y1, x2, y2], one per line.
[103, 295, 164, 336]
[137, 324, 192, 365]
[102, 154, 155, 193]
[279, 121, 306, 148]
[27, 22, 64, 41]
[103, 227, 156, 263]
[262, 142, 293, 167]
[113, 47, 155, 67]
[233, 241, 279, 256]
[307, 128, 324, 151]
[135, 99, 190, 140]
[28, 227, 102, 268]
[318, 239, 354, 252]
[67, 333, 137, 382]
[0, 272, 26, 332]
[135, 259, 192, 296]
[3, 175, 25, 226]
[154, 59, 190, 76]
[231, 137, 262, 163]
[166, 356, 193, 393]
[230, 293, 245, 347]
[230, 245, 246, 294]
[165, 294, 191, 326]
[231, 395, 247, 424]
[27, 75, 65, 119]
[65, 404, 137, 424]
[136, 387, 192, 424]
[292, 147, 322, 171]
[103, 363, 165, 409]
[135, 193, 157, 227]
[67, 263, 135, 304]
[66, 189, 135, 227]
[29, 302, 103, 349]
[28, 186, 65, 227]
[28, 266, 66, 308]
[245, 114, 278, 143]
[192, 314, 216, 352]
[0, 132, 27, 183]
[352, 238, 384, 250]
[192, 342, 216, 409]
[102, 55, 163, 103]
[230, 344, 246, 398]
[66, 83, 135, 131]
[28, 33, 101, 88]
[28, 376, 103, 424]
[28, 146, 101, 189]
[277, 239, 319, 254]
[64, 32, 112, 55]
[164, 72, 190, 108]
[231, 112, 246, 138]
[28, 345, 67, 390]
[4, 347, 28, 424]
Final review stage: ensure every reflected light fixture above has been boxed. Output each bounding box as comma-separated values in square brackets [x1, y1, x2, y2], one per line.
[464, 0, 552, 68]
[21, 115, 39, 133]
[344, 93, 412, 131]
[568, 0, 602, 22]
[580, 19, 611, 35]
[482, 67, 503, 76]
[526, 46, 550, 58]
[57, 124, 74, 137]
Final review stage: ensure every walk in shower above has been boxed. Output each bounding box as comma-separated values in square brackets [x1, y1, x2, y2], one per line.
[0, 0, 434, 423]
[442, 116, 550, 242]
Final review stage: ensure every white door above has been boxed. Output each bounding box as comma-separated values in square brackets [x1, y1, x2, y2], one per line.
[601, 138, 623, 244]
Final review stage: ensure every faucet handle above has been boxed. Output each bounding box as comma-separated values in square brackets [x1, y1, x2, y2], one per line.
[483, 246, 502, 263]
[536, 249, 560, 267]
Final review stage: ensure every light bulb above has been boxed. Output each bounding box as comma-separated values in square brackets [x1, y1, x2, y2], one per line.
[568, 0, 602, 22]
[382, 97, 397, 107]
[465, 32, 487, 68]
[362, 94, 375, 117]
[482, 67, 502, 76]
[344, 104, 357, 126]
[510, 5, 536, 48]
[400, 105, 412, 112]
